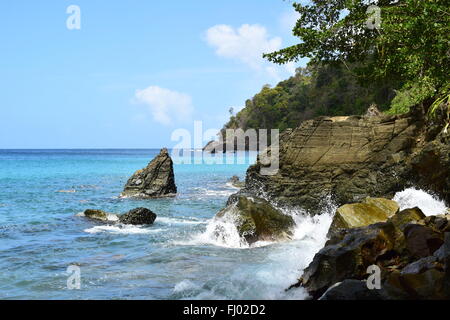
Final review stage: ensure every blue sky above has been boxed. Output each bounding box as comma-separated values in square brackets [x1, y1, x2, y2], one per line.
[0, 1, 308, 148]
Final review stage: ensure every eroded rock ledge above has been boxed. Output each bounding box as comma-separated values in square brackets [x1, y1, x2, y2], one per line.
[242, 112, 449, 213]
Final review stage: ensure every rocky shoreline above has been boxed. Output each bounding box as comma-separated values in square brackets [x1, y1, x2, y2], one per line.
[217, 105, 449, 299]
[79, 105, 449, 300]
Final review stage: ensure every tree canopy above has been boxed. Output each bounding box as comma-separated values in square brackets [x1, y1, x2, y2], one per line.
[265, 0, 449, 94]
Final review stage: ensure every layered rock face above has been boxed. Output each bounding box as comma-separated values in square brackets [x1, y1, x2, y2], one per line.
[121, 148, 177, 198]
[244, 113, 449, 212]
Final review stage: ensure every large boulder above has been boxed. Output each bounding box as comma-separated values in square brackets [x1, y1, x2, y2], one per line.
[299, 222, 398, 299]
[216, 195, 295, 245]
[295, 203, 450, 300]
[328, 198, 399, 237]
[121, 148, 177, 198]
[119, 207, 157, 225]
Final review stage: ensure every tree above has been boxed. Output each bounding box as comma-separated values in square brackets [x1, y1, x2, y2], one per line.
[264, 0, 449, 98]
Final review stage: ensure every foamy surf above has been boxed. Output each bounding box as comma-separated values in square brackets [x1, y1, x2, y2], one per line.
[174, 200, 335, 250]
[157, 217, 207, 225]
[84, 224, 163, 235]
[393, 188, 448, 216]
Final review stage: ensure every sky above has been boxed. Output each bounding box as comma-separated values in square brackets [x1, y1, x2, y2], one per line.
[0, 1, 308, 149]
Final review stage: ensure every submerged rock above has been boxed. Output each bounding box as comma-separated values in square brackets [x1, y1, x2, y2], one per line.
[83, 209, 119, 222]
[121, 148, 177, 198]
[216, 195, 295, 245]
[119, 207, 157, 225]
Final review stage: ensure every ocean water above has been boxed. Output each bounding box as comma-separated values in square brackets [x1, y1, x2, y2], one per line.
[0, 149, 447, 300]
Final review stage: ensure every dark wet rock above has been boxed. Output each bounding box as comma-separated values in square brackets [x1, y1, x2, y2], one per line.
[121, 148, 177, 198]
[119, 207, 157, 225]
[384, 268, 446, 300]
[319, 279, 384, 300]
[298, 221, 398, 299]
[216, 195, 295, 245]
[443, 233, 450, 296]
[404, 224, 444, 259]
[296, 200, 450, 300]
[83, 209, 118, 222]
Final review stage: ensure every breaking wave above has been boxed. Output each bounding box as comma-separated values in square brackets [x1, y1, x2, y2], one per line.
[393, 188, 448, 216]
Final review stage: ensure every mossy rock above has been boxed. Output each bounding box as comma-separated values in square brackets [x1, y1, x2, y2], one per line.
[329, 198, 399, 236]
[83, 209, 118, 222]
[217, 195, 295, 244]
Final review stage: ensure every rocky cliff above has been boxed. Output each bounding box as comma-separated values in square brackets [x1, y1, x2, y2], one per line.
[243, 111, 449, 213]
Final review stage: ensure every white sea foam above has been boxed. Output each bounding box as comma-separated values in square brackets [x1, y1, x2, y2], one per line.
[84, 225, 163, 235]
[157, 217, 206, 225]
[173, 280, 199, 293]
[184, 204, 335, 299]
[393, 188, 448, 216]
[192, 187, 237, 199]
[175, 199, 336, 250]
[174, 206, 249, 249]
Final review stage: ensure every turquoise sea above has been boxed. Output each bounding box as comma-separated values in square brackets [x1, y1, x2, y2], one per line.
[2, 149, 444, 300]
[0, 149, 336, 300]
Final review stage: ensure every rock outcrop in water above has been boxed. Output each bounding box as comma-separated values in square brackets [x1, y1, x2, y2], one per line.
[121, 148, 177, 198]
[83, 209, 119, 222]
[119, 207, 157, 225]
[216, 194, 295, 245]
[293, 199, 450, 300]
[242, 109, 449, 213]
[82, 207, 157, 225]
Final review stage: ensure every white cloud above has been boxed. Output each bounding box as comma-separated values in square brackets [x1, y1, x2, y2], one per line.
[133, 86, 193, 126]
[280, 10, 300, 34]
[205, 24, 297, 80]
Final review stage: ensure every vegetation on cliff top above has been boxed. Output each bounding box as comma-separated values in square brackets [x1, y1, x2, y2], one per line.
[223, 0, 449, 133]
